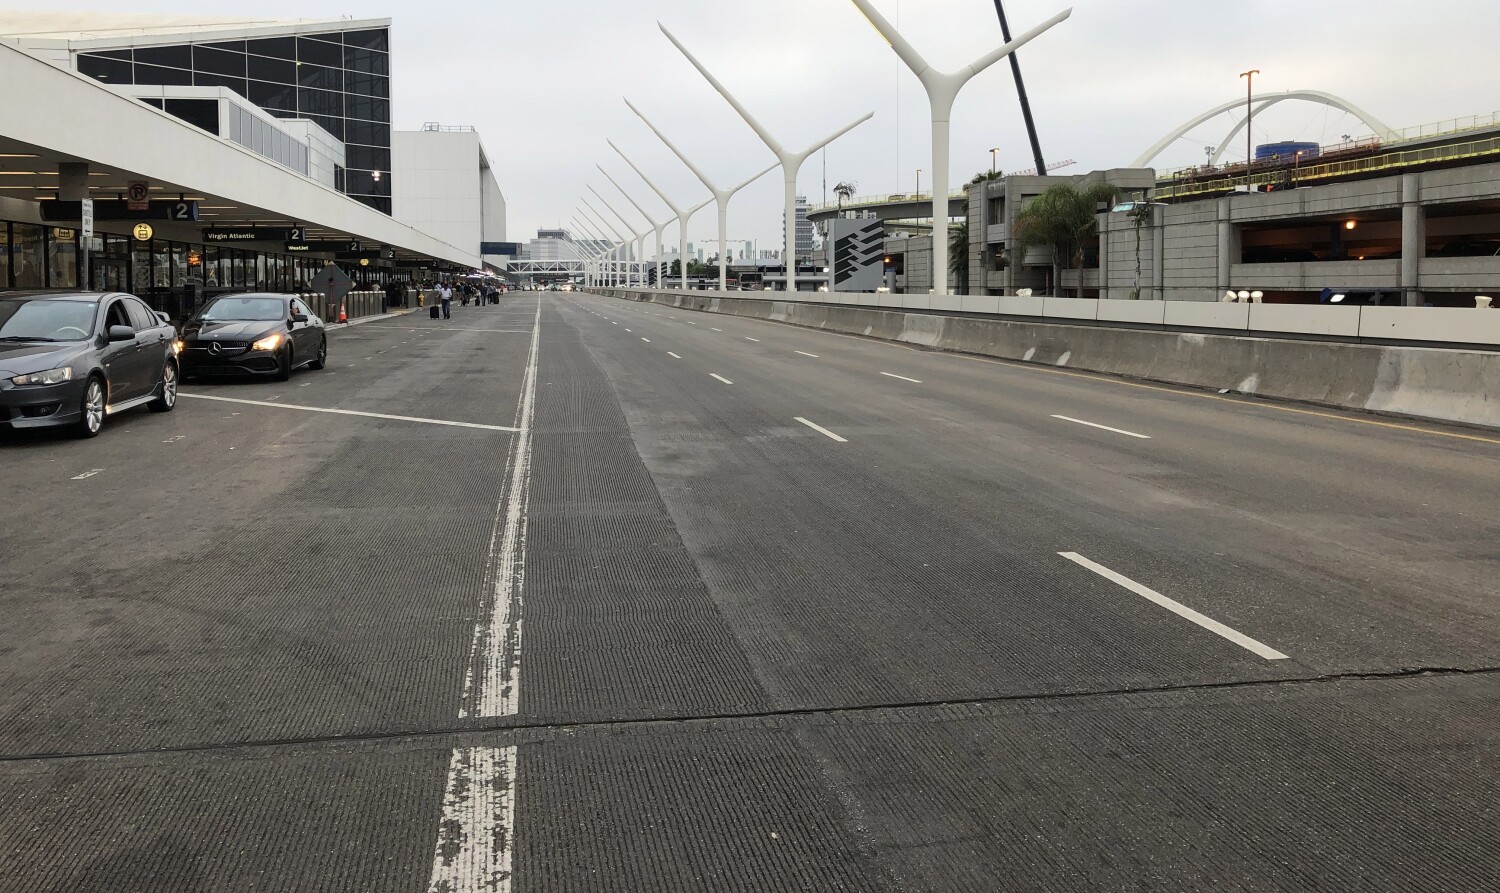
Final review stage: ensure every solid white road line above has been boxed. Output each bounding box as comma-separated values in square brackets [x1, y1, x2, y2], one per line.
[179, 394, 519, 432]
[795, 350, 820, 358]
[745, 336, 760, 342]
[1051, 414, 1151, 439]
[880, 372, 922, 383]
[710, 373, 734, 385]
[668, 352, 682, 359]
[1058, 552, 1289, 660]
[794, 417, 847, 442]
[428, 295, 541, 893]
[426, 745, 517, 893]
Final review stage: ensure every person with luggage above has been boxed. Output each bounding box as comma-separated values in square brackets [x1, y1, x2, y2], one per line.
[439, 281, 453, 319]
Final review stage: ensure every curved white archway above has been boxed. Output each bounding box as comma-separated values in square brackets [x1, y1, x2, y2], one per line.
[1133, 90, 1395, 168]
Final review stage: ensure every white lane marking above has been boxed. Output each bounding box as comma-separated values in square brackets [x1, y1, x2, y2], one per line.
[794, 417, 847, 442]
[1051, 415, 1151, 440]
[710, 327, 723, 332]
[163, 435, 185, 444]
[745, 337, 760, 342]
[667, 352, 682, 359]
[426, 745, 517, 893]
[880, 372, 922, 383]
[179, 394, 519, 432]
[686, 321, 697, 325]
[71, 469, 104, 480]
[612, 322, 618, 325]
[1058, 552, 1289, 661]
[641, 338, 651, 343]
[795, 350, 819, 358]
[668, 315, 677, 319]
[463, 294, 541, 717]
[710, 373, 734, 385]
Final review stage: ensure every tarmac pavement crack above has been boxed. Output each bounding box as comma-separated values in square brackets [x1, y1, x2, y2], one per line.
[4, 664, 1495, 766]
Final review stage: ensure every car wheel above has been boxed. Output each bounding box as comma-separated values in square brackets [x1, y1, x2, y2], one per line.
[148, 360, 178, 413]
[308, 337, 327, 370]
[74, 375, 106, 439]
[275, 342, 293, 381]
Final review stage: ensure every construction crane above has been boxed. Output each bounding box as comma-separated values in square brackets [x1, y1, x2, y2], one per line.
[1009, 159, 1077, 177]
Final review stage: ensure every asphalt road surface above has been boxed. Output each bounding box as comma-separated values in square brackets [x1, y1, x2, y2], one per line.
[2, 291, 1497, 892]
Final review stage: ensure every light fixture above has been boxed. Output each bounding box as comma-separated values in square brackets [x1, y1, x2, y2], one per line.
[1345, 220, 1357, 230]
[1330, 293, 1346, 303]
[1237, 290, 1250, 300]
[371, 170, 382, 182]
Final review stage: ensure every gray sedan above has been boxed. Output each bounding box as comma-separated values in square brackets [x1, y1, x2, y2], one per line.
[0, 291, 180, 438]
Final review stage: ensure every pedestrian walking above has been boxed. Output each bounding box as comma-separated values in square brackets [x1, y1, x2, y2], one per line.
[440, 281, 453, 319]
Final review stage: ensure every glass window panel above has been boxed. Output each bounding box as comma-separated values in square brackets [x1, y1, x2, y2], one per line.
[344, 93, 389, 122]
[344, 45, 388, 75]
[247, 54, 295, 84]
[354, 196, 392, 215]
[343, 29, 388, 51]
[345, 71, 390, 99]
[13, 224, 44, 288]
[193, 45, 246, 77]
[308, 115, 344, 142]
[172, 243, 189, 288]
[205, 40, 246, 53]
[345, 145, 390, 172]
[297, 87, 342, 118]
[194, 72, 248, 98]
[0, 224, 10, 288]
[132, 244, 152, 293]
[49, 229, 78, 288]
[77, 54, 133, 83]
[134, 62, 193, 86]
[135, 45, 192, 68]
[163, 98, 220, 134]
[343, 119, 388, 147]
[248, 79, 297, 111]
[203, 245, 221, 287]
[141, 97, 165, 109]
[345, 170, 391, 196]
[296, 37, 342, 68]
[152, 241, 170, 288]
[296, 63, 341, 91]
[247, 36, 295, 60]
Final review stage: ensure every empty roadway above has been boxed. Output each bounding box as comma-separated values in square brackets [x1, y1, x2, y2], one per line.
[0, 291, 1495, 892]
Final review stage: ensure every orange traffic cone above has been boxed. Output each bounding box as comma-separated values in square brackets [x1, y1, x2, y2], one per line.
[338, 302, 348, 323]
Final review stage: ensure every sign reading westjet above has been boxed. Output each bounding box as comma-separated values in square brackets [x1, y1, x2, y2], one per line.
[204, 226, 306, 243]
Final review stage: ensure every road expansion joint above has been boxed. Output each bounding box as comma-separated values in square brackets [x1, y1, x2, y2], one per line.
[6, 664, 1493, 766]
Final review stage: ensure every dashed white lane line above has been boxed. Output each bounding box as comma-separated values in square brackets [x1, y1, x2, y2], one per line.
[794, 417, 847, 442]
[180, 393, 519, 432]
[1051, 414, 1151, 440]
[880, 372, 922, 383]
[744, 336, 760, 342]
[1058, 552, 1289, 661]
[612, 322, 618, 325]
[710, 373, 734, 385]
[641, 338, 651, 343]
[710, 327, 723, 332]
[795, 350, 819, 358]
[667, 352, 682, 359]
[71, 468, 104, 480]
[625, 329, 632, 332]
[427, 746, 516, 893]
[686, 321, 697, 325]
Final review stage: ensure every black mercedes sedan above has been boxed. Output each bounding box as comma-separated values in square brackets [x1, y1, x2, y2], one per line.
[179, 294, 327, 381]
[0, 291, 180, 437]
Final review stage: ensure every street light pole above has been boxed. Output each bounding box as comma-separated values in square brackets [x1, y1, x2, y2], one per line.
[990, 147, 1000, 175]
[588, 186, 649, 288]
[608, 139, 714, 292]
[1240, 68, 1259, 193]
[599, 164, 672, 289]
[660, 23, 873, 294]
[849, 0, 1072, 295]
[575, 214, 619, 288]
[625, 98, 780, 292]
[916, 168, 922, 198]
[581, 200, 628, 286]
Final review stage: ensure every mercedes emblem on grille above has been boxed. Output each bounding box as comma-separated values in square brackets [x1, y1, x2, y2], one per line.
[208, 342, 222, 355]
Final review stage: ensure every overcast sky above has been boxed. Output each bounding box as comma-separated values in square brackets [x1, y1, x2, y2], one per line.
[55, 1, 1500, 249]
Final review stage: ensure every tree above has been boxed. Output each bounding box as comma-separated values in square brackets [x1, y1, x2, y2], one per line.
[949, 220, 970, 294]
[1013, 182, 1119, 297]
[833, 180, 858, 214]
[1126, 199, 1154, 300]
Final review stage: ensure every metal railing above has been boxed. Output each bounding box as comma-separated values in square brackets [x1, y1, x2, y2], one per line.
[1156, 135, 1500, 200]
[807, 190, 968, 214]
[1386, 111, 1500, 144]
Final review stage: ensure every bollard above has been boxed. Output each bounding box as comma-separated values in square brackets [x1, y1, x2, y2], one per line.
[1478, 295, 1493, 309]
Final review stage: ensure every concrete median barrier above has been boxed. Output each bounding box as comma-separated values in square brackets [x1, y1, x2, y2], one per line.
[595, 288, 1500, 430]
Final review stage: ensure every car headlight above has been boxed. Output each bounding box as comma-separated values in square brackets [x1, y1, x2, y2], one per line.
[11, 367, 73, 386]
[173, 339, 185, 353]
[251, 333, 283, 352]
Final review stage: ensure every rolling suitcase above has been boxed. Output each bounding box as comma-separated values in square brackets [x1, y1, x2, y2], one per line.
[430, 305, 441, 319]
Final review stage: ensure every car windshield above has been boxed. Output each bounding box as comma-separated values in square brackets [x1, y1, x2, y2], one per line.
[0, 299, 97, 341]
[199, 297, 286, 322]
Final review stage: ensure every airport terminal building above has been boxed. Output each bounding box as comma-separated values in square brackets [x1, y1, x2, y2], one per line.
[0, 13, 506, 317]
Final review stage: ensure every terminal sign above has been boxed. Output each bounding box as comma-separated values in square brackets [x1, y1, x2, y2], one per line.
[133, 223, 154, 242]
[205, 226, 303, 243]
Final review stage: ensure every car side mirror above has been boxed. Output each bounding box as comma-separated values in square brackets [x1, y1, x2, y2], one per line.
[290, 313, 309, 323]
[107, 325, 136, 342]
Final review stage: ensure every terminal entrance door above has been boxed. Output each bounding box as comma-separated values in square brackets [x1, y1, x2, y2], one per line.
[87, 235, 129, 291]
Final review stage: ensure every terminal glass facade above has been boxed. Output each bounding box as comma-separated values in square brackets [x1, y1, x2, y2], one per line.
[75, 27, 392, 213]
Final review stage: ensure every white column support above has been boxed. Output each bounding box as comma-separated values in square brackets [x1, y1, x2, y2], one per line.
[609, 139, 715, 291]
[848, 0, 1071, 295]
[589, 186, 650, 288]
[582, 200, 627, 287]
[660, 24, 872, 294]
[571, 215, 610, 286]
[579, 215, 620, 288]
[626, 98, 780, 292]
[598, 164, 672, 289]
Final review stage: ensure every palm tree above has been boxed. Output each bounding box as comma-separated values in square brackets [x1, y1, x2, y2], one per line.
[1013, 182, 1119, 297]
[949, 220, 970, 294]
[833, 180, 858, 215]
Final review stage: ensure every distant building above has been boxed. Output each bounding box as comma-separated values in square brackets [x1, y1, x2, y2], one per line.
[783, 196, 814, 261]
